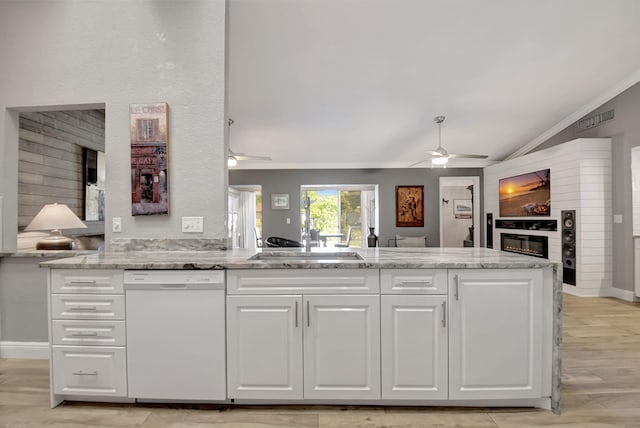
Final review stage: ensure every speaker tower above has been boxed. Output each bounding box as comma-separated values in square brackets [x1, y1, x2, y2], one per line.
[486, 213, 493, 249]
[561, 210, 576, 286]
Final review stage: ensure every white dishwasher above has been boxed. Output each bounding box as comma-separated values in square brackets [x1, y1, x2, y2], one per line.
[124, 270, 226, 401]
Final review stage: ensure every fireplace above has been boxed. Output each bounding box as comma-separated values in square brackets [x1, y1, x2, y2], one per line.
[501, 233, 548, 259]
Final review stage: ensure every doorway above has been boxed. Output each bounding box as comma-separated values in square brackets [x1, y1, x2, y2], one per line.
[300, 185, 378, 248]
[228, 185, 262, 249]
[439, 177, 480, 247]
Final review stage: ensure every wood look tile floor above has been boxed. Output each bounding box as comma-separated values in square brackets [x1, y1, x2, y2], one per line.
[1, 294, 639, 427]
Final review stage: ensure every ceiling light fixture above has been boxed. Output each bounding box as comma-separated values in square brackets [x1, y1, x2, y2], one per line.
[409, 115, 488, 168]
[431, 156, 448, 167]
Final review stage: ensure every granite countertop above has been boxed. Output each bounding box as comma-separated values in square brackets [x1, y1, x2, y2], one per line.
[39, 247, 556, 270]
[0, 250, 98, 258]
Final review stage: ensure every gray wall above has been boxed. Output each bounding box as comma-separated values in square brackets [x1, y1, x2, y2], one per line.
[0, 257, 53, 342]
[230, 168, 484, 247]
[532, 81, 640, 292]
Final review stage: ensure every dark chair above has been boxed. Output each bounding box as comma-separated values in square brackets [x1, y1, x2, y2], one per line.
[265, 236, 304, 248]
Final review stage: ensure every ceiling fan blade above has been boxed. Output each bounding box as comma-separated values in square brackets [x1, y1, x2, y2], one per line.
[408, 159, 431, 167]
[233, 153, 272, 161]
[447, 153, 489, 159]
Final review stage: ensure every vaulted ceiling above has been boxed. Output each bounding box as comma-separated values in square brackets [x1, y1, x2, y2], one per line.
[228, 0, 640, 169]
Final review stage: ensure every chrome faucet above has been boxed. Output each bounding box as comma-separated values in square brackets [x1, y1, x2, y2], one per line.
[303, 193, 312, 252]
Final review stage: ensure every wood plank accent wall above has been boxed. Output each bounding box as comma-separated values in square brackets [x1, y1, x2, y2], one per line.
[484, 138, 612, 296]
[18, 110, 105, 229]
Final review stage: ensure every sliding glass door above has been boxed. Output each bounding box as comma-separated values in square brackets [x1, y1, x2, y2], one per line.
[300, 185, 377, 248]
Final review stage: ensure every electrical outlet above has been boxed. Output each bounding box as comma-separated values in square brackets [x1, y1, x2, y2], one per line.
[182, 216, 204, 233]
[286, 218, 291, 224]
[112, 217, 122, 233]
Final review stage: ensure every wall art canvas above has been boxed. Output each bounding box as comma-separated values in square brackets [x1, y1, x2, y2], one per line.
[499, 168, 550, 217]
[130, 103, 169, 215]
[396, 185, 424, 227]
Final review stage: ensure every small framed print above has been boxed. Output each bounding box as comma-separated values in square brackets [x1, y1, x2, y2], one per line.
[454, 199, 473, 219]
[271, 193, 290, 210]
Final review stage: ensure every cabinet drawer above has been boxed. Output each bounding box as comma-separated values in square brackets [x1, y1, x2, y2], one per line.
[51, 270, 123, 294]
[52, 320, 126, 346]
[51, 294, 125, 320]
[381, 269, 447, 294]
[227, 269, 380, 294]
[52, 346, 127, 397]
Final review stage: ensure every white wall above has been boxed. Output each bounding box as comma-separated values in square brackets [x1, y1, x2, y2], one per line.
[484, 138, 613, 296]
[0, 1, 228, 250]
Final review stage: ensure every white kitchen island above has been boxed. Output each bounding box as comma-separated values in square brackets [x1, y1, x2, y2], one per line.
[42, 247, 561, 413]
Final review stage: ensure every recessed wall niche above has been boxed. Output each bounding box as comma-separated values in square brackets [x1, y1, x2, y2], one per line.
[18, 110, 105, 246]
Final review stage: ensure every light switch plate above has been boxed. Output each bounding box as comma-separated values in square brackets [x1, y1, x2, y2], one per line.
[182, 216, 204, 233]
[112, 217, 122, 233]
[614, 214, 623, 224]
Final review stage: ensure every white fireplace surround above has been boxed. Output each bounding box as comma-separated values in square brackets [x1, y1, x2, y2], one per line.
[484, 138, 613, 298]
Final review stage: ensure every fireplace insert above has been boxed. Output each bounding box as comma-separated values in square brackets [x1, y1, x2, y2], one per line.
[500, 233, 548, 259]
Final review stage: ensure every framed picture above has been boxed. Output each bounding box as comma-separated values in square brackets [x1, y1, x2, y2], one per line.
[271, 193, 290, 210]
[130, 102, 169, 216]
[396, 185, 424, 227]
[454, 199, 473, 219]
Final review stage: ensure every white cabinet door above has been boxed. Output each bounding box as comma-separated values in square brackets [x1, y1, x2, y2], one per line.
[381, 295, 448, 400]
[304, 295, 380, 400]
[449, 269, 543, 400]
[226, 295, 303, 399]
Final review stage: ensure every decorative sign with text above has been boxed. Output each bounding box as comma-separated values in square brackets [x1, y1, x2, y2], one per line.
[130, 103, 169, 216]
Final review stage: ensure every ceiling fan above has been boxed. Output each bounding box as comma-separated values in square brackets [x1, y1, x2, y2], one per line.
[227, 119, 272, 167]
[410, 115, 488, 168]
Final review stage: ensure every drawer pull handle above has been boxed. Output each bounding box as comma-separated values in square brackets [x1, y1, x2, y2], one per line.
[295, 301, 299, 328]
[400, 280, 432, 286]
[307, 300, 310, 327]
[69, 306, 97, 311]
[69, 280, 97, 284]
[442, 301, 447, 328]
[72, 370, 98, 376]
[71, 332, 99, 337]
[454, 275, 459, 300]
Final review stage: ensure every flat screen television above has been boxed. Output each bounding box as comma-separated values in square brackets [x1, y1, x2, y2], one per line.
[499, 169, 550, 217]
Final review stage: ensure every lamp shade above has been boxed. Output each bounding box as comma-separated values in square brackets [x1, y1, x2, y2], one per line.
[25, 203, 87, 232]
[25, 203, 87, 250]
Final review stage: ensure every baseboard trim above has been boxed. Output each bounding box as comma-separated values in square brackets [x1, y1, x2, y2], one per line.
[608, 287, 640, 302]
[0, 341, 49, 359]
[563, 285, 639, 302]
[563, 285, 609, 297]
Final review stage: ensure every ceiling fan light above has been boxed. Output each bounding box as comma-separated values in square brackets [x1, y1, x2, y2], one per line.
[431, 156, 448, 166]
[227, 156, 238, 167]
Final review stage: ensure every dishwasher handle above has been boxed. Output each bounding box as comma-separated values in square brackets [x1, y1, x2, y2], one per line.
[125, 283, 223, 291]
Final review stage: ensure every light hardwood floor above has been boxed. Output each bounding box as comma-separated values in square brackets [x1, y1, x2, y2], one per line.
[1, 294, 639, 427]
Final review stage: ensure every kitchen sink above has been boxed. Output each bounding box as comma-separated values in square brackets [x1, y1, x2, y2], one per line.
[249, 250, 363, 261]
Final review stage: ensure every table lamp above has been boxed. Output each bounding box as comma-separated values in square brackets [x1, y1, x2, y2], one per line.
[25, 203, 87, 250]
